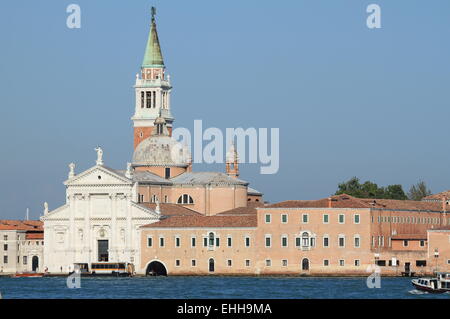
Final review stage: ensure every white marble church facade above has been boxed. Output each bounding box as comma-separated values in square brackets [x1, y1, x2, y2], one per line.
[41, 154, 160, 273]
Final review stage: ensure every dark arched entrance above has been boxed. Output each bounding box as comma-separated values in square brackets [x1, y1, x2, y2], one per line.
[32, 256, 39, 272]
[302, 258, 309, 271]
[209, 258, 215, 272]
[146, 261, 167, 276]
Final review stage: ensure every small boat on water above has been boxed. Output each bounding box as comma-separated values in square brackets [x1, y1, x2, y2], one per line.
[68, 262, 134, 277]
[411, 272, 450, 293]
[10, 272, 44, 278]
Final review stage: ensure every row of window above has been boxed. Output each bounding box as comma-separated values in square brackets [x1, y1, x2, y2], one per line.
[371, 236, 426, 248]
[264, 233, 361, 248]
[265, 213, 360, 224]
[170, 259, 367, 268]
[3, 241, 43, 251]
[373, 215, 444, 225]
[138, 194, 194, 205]
[147, 233, 361, 249]
[173, 259, 253, 268]
[148, 233, 251, 248]
[1, 256, 29, 265]
[140, 91, 169, 109]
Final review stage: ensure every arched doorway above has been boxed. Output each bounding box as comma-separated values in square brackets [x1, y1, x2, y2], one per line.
[301, 258, 309, 271]
[32, 256, 39, 272]
[209, 258, 215, 273]
[146, 261, 167, 276]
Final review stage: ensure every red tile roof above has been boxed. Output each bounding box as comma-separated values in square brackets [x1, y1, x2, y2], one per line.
[266, 194, 371, 209]
[265, 194, 445, 211]
[141, 214, 257, 228]
[138, 203, 202, 217]
[216, 206, 258, 216]
[423, 190, 450, 200]
[0, 220, 43, 231]
[25, 233, 44, 240]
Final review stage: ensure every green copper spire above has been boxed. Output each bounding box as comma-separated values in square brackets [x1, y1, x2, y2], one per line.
[142, 7, 164, 68]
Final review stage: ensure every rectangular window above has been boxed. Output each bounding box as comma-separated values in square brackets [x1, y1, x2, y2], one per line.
[215, 238, 220, 247]
[354, 260, 360, 266]
[265, 214, 271, 223]
[281, 214, 288, 223]
[296, 237, 301, 247]
[23, 256, 27, 265]
[354, 214, 360, 224]
[141, 91, 145, 108]
[338, 214, 345, 224]
[165, 167, 170, 179]
[403, 240, 408, 247]
[420, 240, 425, 247]
[416, 260, 427, 267]
[191, 260, 196, 267]
[245, 260, 250, 267]
[281, 236, 288, 247]
[147, 237, 153, 247]
[3, 235, 7, 241]
[302, 214, 309, 224]
[339, 260, 345, 266]
[146, 91, 152, 108]
[159, 237, 165, 247]
[265, 259, 271, 267]
[191, 237, 196, 247]
[227, 237, 232, 247]
[227, 259, 232, 267]
[323, 237, 329, 247]
[323, 259, 329, 266]
[3, 256, 7, 264]
[175, 260, 180, 267]
[376, 260, 386, 266]
[282, 259, 288, 267]
[338, 236, 345, 248]
[175, 237, 180, 247]
[245, 236, 250, 247]
[354, 237, 360, 248]
[3, 244, 7, 251]
[203, 237, 208, 247]
[323, 214, 329, 224]
[265, 235, 271, 247]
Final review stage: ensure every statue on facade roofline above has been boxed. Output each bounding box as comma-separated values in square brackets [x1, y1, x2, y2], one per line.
[68, 162, 75, 178]
[44, 202, 49, 215]
[94, 146, 104, 166]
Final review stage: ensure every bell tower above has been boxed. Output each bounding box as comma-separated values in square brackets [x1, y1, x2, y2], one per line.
[226, 143, 239, 178]
[132, 7, 174, 150]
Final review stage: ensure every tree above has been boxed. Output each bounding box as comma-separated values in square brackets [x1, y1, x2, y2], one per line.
[335, 177, 407, 200]
[408, 181, 432, 201]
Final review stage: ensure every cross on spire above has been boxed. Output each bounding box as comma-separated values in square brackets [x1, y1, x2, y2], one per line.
[151, 6, 156, 22]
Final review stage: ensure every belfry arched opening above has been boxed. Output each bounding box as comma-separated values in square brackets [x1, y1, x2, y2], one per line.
[146, 261, 167, 276]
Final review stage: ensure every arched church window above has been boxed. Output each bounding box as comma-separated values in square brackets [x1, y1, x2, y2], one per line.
[177, 194, 194, 204]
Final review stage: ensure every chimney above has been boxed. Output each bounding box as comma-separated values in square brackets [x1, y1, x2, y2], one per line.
[328, 197, 332, 208]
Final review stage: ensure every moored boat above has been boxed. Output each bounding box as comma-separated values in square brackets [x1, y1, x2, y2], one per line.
[10, 272, 44, 278]
[411, 272, 450, 293]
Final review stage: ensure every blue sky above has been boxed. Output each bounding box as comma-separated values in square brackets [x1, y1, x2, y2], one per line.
[1, 0, 449, 219]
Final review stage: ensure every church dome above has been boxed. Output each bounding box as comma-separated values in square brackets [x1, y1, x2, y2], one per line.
[132, 134, 190, 167]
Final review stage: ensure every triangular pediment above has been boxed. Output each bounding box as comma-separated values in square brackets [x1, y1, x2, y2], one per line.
[65, 165, 132, 186]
